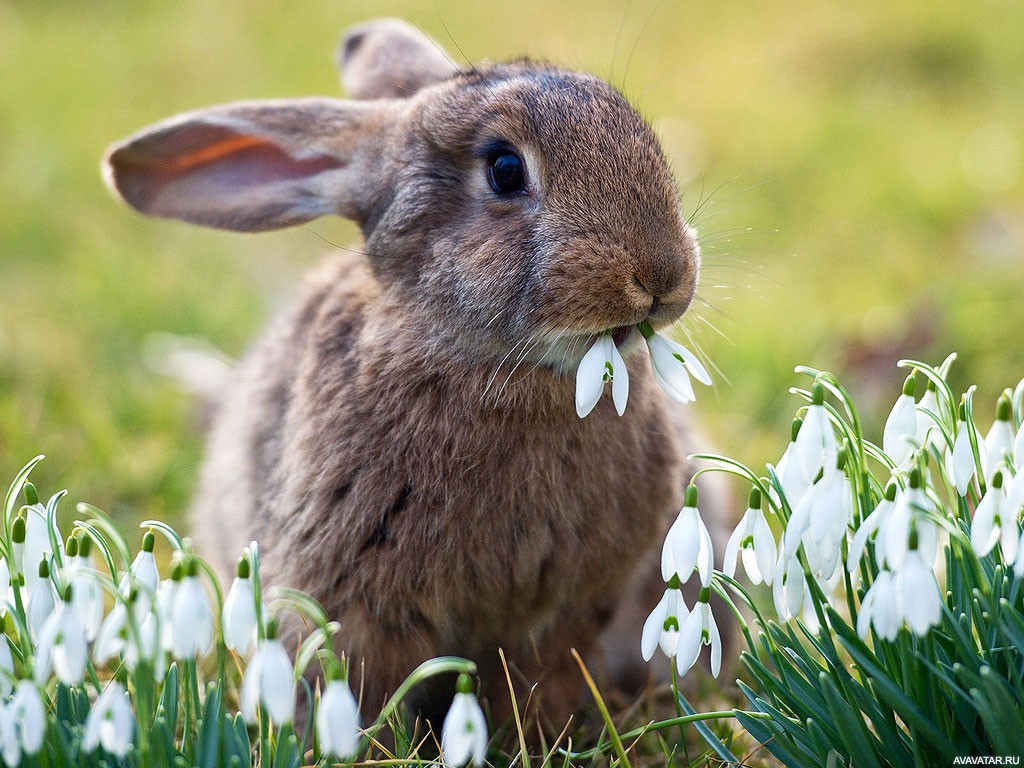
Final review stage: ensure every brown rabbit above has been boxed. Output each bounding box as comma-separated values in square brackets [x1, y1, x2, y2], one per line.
[104, 18, 728, 733]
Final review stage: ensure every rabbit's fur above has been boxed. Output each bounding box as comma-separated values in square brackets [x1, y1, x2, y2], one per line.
[104, 19, 728, 731]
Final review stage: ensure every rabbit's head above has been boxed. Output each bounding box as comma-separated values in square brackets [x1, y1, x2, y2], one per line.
[105, 19, 698, 372]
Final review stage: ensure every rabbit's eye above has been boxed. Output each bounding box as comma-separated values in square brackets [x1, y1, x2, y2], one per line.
[487, 151, 526, 195]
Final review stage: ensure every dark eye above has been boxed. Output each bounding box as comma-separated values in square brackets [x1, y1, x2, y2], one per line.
[487, 151, 526, 195]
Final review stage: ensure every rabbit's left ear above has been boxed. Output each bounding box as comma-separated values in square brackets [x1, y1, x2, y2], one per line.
[103, 97, 403, 232]
[339, 18, 457, 100]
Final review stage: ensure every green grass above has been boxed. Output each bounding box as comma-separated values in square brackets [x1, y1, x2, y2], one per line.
[2, 0, 1022, 534]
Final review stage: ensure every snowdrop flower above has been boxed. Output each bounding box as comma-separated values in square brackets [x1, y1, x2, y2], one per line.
[773, 553, 806, 622]
[120, 531, 159, 609]
[639, 321, 711, 404]
[26, 559, 55, 642]
[222, 555, 258, 656]
[789, 451, 854, 582]
[317, 673, 361, 760]
[949, 409, 978, 497]
[776, 417, 817, 509]
[983, 395, 1015, 480]
[65, 536, 105, 642]
[240, 625, 295, 724]
[641, 578, 688, 661]
[877, 469, 937, 570]
[848, 482, 898, 573]
[883, 375, 919, 467]
[792, 383, 838, 483]
[1006, 469, 1024, 514]
[34, 588, 88, 685]
[676, 588, 722, 678]
[857, 569, 900, 641]
[83, 682, 135, 756]
[156, 565, 181, 653]
[575, 334, 628, 418]
[2, 680, 46, 764]
[441, 673, 488, 767]
[895, 550, 942, 636]
[661, 486, 714, 587]
[724, 487, 776, 585]
[971, 471, 1018, 562]
[171, 559, 214, 660]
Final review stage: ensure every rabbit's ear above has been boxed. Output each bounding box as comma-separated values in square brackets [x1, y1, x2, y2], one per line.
[103, 98, 401, 232]
[338, 18, 457, 100]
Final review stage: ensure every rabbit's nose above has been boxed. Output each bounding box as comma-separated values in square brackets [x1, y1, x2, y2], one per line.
[632, 251, 690, 302]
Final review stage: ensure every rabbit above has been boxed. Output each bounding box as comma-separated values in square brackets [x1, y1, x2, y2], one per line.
[103, 18, 731, 734]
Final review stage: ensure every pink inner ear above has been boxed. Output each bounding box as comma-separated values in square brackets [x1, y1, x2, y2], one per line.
[108, 122, 345, 230]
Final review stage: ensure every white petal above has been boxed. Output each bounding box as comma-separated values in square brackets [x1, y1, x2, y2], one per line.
[240, 652, 264, 723]
[898, 555, 941, 636]
[609, 340, 629, 416]
[53, 609, 88, 685]
[752, 511, 777, 586]
[722, 515, 746, 579]
[0, 638, 13, 698]
[914, 389, 939, 448]
[985, 419, 1015, 480]
[883, 394, 918, 466]
[707, 608, 722, 678]
[94, 602, 128, 666]
[880, 496, 912, 570]
[793, 405, 836, 480]
[575, 337, 609, 418]
[222, 577, 258, 655]
[950, 422, 976, 496]
[675, 607, 703, 676]
[696, 516, 714, 588]
[647, 335, 696, 403]
[318, 681, 360, 758]
[971, 490, 1001, 557]
[11, 680, 46, 755]
[441, 692, 487, 767]
[640, 591, 669, 662]
[871, 572, 901, 641]
[171, 577, 213, 660]
[661, 508, 699, 583]
[259, 641, 295, 724]
[1015, 529, 1024, 578]
[1014, 419, 1024, 470]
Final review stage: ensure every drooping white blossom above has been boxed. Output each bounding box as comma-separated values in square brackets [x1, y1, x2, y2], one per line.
[883, 377, 919, 467]
[240, 634, 295, 724]
[170, 563, 214, 661]
[34, 592, 88, 685]
[641, 584, 688, 661]
[675, 591, 722, 678]
[222, 555, 259, 656]
[83, 682, 135, 757]
[440, 675, 488, 767]
[575, 334, 628, 418]
[971, 471, 1018, 562]
[317, 677, 361, 760]
[641, 325, 711, 404]
[724, 487, 776, 585]
[661, 486, 714, 587]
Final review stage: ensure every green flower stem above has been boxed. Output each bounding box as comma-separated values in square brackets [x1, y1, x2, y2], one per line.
[362, 656, 478, 749]
[3, 456, 44, 558]
[572, 648, 632, 768]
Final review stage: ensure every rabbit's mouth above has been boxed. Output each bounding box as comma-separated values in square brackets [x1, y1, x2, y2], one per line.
[610, 325, 635, 346]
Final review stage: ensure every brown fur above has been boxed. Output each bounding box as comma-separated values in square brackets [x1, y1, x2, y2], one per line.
[103, 19, 728, 732]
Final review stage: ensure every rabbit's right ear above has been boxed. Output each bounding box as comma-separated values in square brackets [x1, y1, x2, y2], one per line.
[338, 18, 457, 100]
[103, 97, 402, 232]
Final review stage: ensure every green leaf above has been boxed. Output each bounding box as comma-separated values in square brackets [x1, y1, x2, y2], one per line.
[676, 692, 738, 763]
[970, 666, 1024, 757]
[818, 670, 882, 768]
[272, 724, 301, 768]
[196, 683, 222, 768]
[158, 663, 180, 735]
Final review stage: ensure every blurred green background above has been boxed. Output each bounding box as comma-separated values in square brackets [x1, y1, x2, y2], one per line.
[2, 0, 1022, 533]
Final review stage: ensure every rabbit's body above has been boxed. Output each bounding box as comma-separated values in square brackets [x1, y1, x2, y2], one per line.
[105, 20, 723, 728]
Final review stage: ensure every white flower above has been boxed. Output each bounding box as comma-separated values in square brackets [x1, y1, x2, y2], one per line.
[675, 593, 722, 678]
[222, 566, 258, 656]
[858, 569, 900, 640]
[22, 505, 62, 591]
[642, 329, 711, 404]
[883, 380, 918, 467]
[949, 419, 977, 497]
[83, 682, 135, 756]
[317, 678, 361, 759]
[66, 541, 105, 642]
[661, 487, 714, 587]
[792, 386, 838, 482]
[877, 474, 936, 571]
[120, 535, 160, 609]
[847, 483, 897, 573]
[171, 568, 214, 660]
[773, 553, 806, 622]
[724, 488, 776, 585]
[441, 677, 488, 767]
[971, 472, 1018, 562]
[914, 382, 940, 449]
[575, 334, 628, 418]
[895, 551, 942, 636]
[156, 577, 178, 653]
[641, 586, 688, 661]
[984, 397, 1014, 480]
[26, 562, 55, 643]
[776, 418, 815, 508]
[797, 461, 854, 582]
[93, 600, 129, 666]
[34, 595, 88, 685]
[240, 637, 295, 724]
[3, 680, 46, 762]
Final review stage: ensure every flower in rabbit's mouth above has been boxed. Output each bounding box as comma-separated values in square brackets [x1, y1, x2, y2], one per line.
[574, 321, 710, 418]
